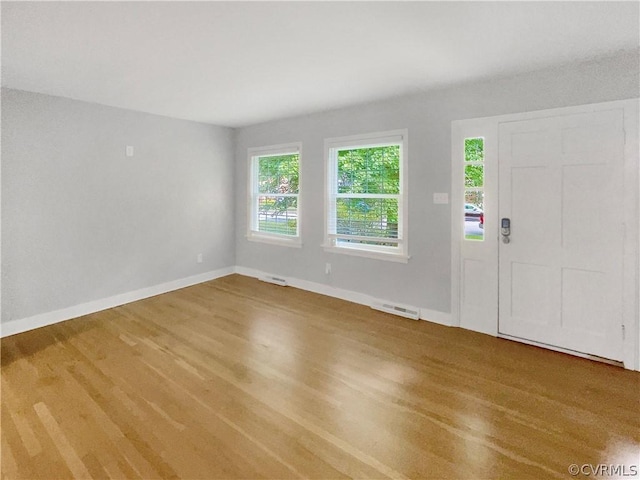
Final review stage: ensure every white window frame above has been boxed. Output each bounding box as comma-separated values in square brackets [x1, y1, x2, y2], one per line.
[324, 129, 409, 262]
[464, 137, 485, 242]
[247, 142, 302, 248]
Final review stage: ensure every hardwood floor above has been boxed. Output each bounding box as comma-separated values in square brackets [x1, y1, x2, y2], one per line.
[1, 274, 639, 479]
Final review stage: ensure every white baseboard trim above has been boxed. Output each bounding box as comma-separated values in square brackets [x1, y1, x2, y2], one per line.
[1, 265, 452, 338]
[419, 309, 452, 327]
[0, 266, 235, 338]
[234, 266, 452, 327]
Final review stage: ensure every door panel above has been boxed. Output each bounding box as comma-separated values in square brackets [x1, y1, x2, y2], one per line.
[511, 166, 559, 259]
[510, 262, 555, 326]
[462, 258, 487, 308]
[561, 268, 607, 334]
[498, 109, 625, 360]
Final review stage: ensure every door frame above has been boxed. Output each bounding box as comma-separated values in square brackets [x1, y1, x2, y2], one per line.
[451, 99, 639, 371]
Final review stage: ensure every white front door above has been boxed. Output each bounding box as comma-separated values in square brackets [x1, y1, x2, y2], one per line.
[497, 109, 626, 360]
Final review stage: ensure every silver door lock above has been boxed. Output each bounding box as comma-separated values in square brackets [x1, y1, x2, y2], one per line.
[501, 218, 511, 244]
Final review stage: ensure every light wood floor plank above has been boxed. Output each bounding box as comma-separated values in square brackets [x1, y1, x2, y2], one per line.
[33, 402, 92, 479]
[2, 274, 639, 479]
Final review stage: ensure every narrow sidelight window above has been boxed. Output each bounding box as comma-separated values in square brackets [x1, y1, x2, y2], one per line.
[464, 138, 484, 241]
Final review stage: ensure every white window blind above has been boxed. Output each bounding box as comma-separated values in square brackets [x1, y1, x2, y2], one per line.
[248, 143, 301, 246]
[325, 131, 408, 261]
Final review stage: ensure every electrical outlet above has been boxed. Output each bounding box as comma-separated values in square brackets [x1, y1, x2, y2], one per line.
[325, 263, 331, 275]
[197, 253, 203, 264]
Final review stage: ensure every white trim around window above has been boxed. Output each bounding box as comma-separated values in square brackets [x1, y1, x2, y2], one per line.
[247, 142, 302, 248]
[324, 130, 409, 262]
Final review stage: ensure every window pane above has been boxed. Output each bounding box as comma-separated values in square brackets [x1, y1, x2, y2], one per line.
[465, 164, 483, 188]
[337, 146, 399, 194]
[336, 198, 398, 239]
[465, 190, 484, 209]
[464, 138, 484, 162]
[258, 196, 297, 236]
[464, 137, 484, 241]
[258, 154, 299, 194]
[464, 190, 484, 241]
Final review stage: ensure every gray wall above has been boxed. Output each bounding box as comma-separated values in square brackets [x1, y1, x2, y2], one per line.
[235, 51, 639, 314]
[1, 88, 235, 323]
[3, 50, 637, 324]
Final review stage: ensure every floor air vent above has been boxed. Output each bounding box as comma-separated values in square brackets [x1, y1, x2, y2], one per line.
[371, 301, 420, 320]
[260, 275, 288, 287]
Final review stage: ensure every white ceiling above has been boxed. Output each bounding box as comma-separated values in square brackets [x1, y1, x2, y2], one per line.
[2, 1, 638, 127]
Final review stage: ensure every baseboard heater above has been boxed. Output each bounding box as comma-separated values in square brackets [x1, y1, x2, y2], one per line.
[260, 275, 288, 287]
[371, 301, 420, 320]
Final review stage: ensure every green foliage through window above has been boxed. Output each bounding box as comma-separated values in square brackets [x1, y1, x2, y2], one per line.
[465, 164, 483, 188]
[255, 153, 299, 237]
[338, 146, 399, 195]
[464, 137, 484, 241]
[464, 138, 484, 162]
[258, 154, 299, 195]
[336, 145, 400, 241]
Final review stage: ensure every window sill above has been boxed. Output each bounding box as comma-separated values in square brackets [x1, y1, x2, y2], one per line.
[246, 233, 302, 248]
[323, 245, 409, 263]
